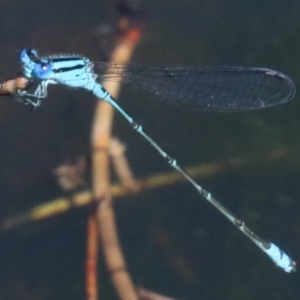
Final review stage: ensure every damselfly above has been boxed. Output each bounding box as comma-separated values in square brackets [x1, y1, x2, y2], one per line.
[15, 48, 296, 272]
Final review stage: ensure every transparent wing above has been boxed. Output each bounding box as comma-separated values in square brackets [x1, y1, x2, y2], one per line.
[94, 62, 295, 112]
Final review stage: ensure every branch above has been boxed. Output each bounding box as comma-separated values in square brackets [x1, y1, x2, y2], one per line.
[1, 148, 292, 232]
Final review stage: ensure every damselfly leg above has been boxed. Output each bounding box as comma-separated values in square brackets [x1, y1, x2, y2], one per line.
[14, 79, 51, 110]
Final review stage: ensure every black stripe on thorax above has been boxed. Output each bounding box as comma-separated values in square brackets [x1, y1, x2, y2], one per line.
[51, 57, 84, 63]
[53, 64, 85, 73]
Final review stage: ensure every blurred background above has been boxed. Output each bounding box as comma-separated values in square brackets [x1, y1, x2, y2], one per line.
[0, 0, 300, 299]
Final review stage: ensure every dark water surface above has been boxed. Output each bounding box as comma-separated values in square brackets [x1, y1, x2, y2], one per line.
[0, 0, 300, 299]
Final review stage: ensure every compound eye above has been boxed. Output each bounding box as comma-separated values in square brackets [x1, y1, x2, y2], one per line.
[20, 48, 30, 64]
[33, 62, 52, 79]
[20, 48, 39, 64]
[28, 49, 39, 62]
